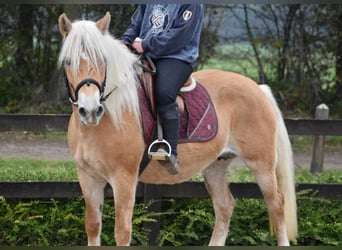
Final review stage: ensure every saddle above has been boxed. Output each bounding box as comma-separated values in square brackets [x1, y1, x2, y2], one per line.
[137, 58, 218, 175]
[138, 58, 218, 144]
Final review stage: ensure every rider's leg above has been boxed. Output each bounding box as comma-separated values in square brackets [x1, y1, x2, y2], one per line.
[154, 58, 193, 174]
[157, 101, 180, 174]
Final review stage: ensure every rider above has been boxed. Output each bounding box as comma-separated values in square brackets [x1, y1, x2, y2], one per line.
[120, 4, 204, 175]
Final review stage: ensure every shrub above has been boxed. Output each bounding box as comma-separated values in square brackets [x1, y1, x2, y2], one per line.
[0, 194, 341, 246]
[0, 197, 151, 246]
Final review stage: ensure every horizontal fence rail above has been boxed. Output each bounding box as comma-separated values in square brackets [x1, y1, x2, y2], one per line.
[0, 114, 69, 131]
[1, 114, 342, 135]
[0, 181, 342, 200]
[0, 181, 341, 200]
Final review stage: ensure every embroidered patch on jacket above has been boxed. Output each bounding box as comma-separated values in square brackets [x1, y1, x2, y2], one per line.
[150, 6, 169, 33]
[183, 10, 192, 21]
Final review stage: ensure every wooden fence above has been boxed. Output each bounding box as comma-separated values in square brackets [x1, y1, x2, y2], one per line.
[1, 114, 342, 135]
[0, 114, 341, 245]
[0, 114, 341, 200]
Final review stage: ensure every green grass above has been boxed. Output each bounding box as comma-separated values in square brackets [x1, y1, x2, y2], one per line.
[290, 135, 342, 152]
[0, 157, 340, 184]
[0, 131, 67, 141]
[0, 158, 77, 181]
[227, 166, 342, 184]
[203, 55, 259, 80]
[295, 167, 342, 184]
[202, 43, 276, 82]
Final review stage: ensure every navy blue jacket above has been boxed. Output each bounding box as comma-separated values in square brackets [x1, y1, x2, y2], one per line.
[120, 4, 204, 66]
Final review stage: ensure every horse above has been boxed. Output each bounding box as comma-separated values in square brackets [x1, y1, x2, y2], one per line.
[57, 12, 297, 246]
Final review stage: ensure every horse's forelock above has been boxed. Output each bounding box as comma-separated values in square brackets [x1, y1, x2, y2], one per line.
[58, 20, 106, 75]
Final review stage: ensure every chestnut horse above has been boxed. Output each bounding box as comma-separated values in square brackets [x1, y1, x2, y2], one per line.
[58, 12, 297, 246]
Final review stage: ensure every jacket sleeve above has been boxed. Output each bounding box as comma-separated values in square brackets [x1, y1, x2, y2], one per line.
[142, 4, 203, 56]
[119, 5, 145, 45]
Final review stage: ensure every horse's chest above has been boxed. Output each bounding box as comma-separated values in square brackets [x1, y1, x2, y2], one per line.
[74, 143, 108, 179]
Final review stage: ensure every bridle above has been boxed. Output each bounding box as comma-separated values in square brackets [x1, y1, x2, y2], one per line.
[63, 53, 152, 106]
[64, 68, 117, 105]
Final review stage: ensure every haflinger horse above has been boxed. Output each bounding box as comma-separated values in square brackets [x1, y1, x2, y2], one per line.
[58, 12, 297, 246]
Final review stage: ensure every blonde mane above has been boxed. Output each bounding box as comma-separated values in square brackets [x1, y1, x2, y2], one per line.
[58, 19, 141, 127]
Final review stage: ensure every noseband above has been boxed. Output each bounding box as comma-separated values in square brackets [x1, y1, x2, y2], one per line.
[64, 69, 116, 105]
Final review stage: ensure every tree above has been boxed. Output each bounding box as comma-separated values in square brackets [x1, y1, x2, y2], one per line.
[243, 4, 269, 85]
[331, 5, 342, 116]
[227, 4, 340, 116]
[16, 5, 34, 86]
[0, 5, 19, 110]
[2, 4, 340, 116]
[0, 4, 137, 112]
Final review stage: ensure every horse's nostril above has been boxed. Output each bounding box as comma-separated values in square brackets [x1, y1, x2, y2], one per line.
[96, 105, 104, 118]
[78, 107, 88, 118]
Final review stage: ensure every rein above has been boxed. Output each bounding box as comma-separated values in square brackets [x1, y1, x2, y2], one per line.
[64, 69, 117, 105]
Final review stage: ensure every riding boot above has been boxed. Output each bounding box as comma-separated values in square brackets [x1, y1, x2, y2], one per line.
[158, 102, 180, 175]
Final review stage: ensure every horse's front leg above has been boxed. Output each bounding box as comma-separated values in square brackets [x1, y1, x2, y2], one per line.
[78, 167, 107, 246]
[110, 171, 138, 246]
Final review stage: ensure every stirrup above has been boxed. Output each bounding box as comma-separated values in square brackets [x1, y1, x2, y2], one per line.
[147, 139, 171, 161]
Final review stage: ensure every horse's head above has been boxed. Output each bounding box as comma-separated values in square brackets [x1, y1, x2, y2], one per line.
[58, 12, 112, 126]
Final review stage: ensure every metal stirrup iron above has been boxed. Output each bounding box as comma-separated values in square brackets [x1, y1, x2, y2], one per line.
[147, 114, 171, 161]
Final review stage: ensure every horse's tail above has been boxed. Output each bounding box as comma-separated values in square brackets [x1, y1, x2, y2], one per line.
[259, 84, 298, 241]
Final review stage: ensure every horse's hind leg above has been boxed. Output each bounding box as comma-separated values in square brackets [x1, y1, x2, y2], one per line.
[203, 159, 235, 246]
[78, 169, 107, 246]
[247, 160, 289, 246]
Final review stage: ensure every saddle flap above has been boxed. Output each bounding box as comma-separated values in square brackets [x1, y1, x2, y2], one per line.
[140, 59, 156, 115]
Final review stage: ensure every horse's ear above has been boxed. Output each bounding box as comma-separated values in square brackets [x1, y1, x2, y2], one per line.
[59, 13, 72, 37]
[96, 12, 111, 34]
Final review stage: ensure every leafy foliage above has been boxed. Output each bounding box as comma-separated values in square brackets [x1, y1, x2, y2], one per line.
[296, 197, 342, 246]
[227, 199, 276, 246]
[0, 193, 341, 246]
[158, 198, 215, 246]
[0, 197, 152, 246]
[0, 197, 86, 246]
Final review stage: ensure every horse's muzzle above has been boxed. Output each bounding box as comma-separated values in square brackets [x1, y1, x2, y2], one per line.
[78, 103, 104, 126]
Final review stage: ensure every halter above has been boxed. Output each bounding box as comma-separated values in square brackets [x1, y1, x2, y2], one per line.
[64, 69, 116, 105]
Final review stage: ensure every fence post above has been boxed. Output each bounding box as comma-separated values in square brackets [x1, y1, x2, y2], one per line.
[143, 184, 161, 245]
[310, 103, 329, 174]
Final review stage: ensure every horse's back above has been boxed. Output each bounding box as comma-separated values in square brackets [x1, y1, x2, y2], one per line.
[193, 69, 262, 97]
[193, 69, 275, 124]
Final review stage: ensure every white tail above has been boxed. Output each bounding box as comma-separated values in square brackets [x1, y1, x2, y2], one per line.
[259, 85, 298, 241]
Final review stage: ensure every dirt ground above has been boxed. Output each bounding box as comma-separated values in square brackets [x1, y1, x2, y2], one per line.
[0, 133, 340, 169]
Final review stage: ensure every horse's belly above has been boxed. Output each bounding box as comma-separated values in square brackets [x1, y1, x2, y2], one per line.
[138, 143, 221, 184]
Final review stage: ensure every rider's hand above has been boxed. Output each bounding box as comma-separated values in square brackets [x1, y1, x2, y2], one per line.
[132, 37, 144, 54]
[132, 41, 144, 54]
